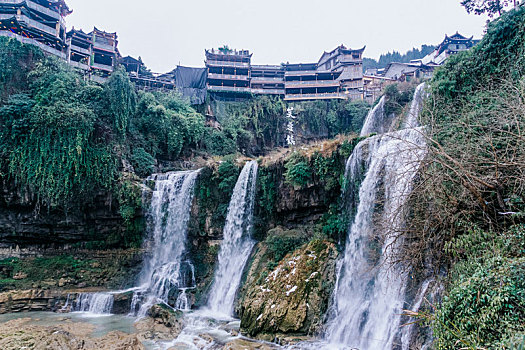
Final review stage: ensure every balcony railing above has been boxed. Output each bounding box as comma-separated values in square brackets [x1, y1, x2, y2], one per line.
[93, 41, 115, 52]
[284, 70, 319, 77]
[91, 62, 114, 72]
[251, 88, 285, 95]
[70, 44, 90, 55]
[0, 14, 58, 36]
[0, 31, 65, 58]
[207, 85, 251, 93]
[69, 60, 90, 71]
[207, 73, 249, 81]
[206, 60, 250, 68]
[250, 76, 284, 83]
[284, 92, 348, 101]
[285, 80, 340, 88]
[2, 0, 61, 20]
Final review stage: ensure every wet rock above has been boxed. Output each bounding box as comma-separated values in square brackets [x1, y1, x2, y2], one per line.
[223, 338, 278, 350]
[239, 240, 338, 338]
[112, 291, 134, 315]
[135, 304, 183, 341]
[0, 318, 144, 350]
[0, 289, 64, 313]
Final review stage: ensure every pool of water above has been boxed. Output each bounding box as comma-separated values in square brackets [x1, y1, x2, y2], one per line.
[0, 311, 137, 337]
[0, 311, 328, 349]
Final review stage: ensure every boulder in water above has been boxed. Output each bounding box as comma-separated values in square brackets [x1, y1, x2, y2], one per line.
[239, 240, 338, 338]
[135, 304, 183, 341]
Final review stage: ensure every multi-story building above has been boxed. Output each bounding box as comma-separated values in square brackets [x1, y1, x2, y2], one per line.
[66, 28, 91, 71]
[65, 27, 118, 82]
[250, 65, 285, 95]
[120, 55, 176, 91]
[416, 32, 479, 66]
[205, 45, 365, 101]
[205, 47, 252, 95]
[0, 0, 70, 58]
[284, 45, 364, 101]
[90, 27, 118, 81]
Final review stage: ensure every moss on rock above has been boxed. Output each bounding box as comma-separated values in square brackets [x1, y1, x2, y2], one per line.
[238, 239, 338, 338]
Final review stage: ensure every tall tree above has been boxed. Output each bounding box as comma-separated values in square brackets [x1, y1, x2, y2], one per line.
[461, 0, 512, 17]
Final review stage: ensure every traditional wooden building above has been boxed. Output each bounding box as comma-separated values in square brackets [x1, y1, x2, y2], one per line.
[0, 0, 70, 58]
[418, 32, 479, 65]
[205, 46, 252, 95]
[65, 27, 119, 82]
[120, 55, 176, 91]
[250, 64, 285, 95]
[90, 27, 117, 80]
[284, 45, 365, 101]
[363, 74, 395, 102]
[205, 44, 364, 101]
[66, 28, 91, 71]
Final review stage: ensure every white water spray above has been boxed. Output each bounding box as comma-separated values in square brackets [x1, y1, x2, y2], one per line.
[207, 160, 258, 317]
[326, 85, 427, 349]
[130, 170, 199, 316]
[74, 292, 114, 315]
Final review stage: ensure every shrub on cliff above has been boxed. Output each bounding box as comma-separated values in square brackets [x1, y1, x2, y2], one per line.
[403, 7, 525, 348]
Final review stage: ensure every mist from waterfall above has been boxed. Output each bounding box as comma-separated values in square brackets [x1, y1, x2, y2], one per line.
[206, 160, 259, 317]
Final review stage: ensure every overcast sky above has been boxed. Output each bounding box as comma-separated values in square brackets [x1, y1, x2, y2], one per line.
[64, 0, 489, 73]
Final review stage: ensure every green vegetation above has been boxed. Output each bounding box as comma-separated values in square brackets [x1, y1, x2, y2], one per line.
[211, 96, 368, 156]
[265, 227, 309, 264]
[383, 83, 416, 116]
[363, 45, 436, 71]
[406, 7, 525, 348]
[0, 252, 142, 291]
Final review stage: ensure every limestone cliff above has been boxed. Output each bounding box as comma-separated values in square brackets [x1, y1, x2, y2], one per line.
[238, 240, 338, 339]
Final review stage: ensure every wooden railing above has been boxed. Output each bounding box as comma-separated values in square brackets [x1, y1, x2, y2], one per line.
[91, 62, 113, 72]
[0, 31, 65, 59]
[284, 92, 347, 100]
[207, 85, 251, 93]
[206, 60, 250, 68]
[70, 44, 90, 55]
[208, 73, 249, 81]
[2, 0, 60, 19]
[0, 14, 58, 36]
[285, 80, 339, 88]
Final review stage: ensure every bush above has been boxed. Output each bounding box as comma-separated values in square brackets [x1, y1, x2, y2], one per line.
[284, 153, 312, 188]
[203, 128, 237, 156]
[131, 147, 155, 178]
[265, 227, 309, 263]
[435, 256, 525, 349]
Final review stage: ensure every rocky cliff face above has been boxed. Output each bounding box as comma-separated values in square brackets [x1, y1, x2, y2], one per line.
[0, 177, 142, 249]
[238, 240, 338, 340]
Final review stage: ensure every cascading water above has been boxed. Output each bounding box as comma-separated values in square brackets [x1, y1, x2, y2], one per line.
[360, 96, 389, 136]
[130, 170, 199, 317]
[400, 279, 434, 350]
[325, 87, 427, 349]
[403, 83, 426, 129]
[207, 160, 258, 317]
[74, 292, 114, 315]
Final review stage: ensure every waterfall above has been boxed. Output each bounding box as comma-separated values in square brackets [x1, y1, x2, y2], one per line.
[360, 96, 389, 136]
[74, 293, 114, 315]
[325, 87, 427, 349]
[130, 170, 199, 317]
[207, 160, 258, 317]
[403, 83, 426, 129]
[401, 279, 434, 350]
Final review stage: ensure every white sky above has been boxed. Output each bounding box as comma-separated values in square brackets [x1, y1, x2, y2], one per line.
[64, 0, 490, 73]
